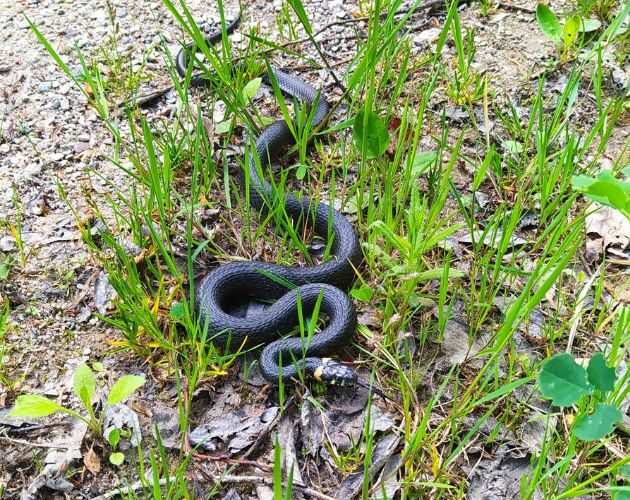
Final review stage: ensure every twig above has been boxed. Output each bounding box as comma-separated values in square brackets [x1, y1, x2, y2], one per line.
[0, 435, 70, 449]
[218, 474, 337, 500]
[91, 477, 175, 500]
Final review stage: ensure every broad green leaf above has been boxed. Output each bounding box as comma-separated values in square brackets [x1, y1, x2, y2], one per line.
[345, 193, 370, 214]
[350, 285, 373, 302]
[353, 108, 390, 159]
[587, 352, 616, 393]
[215, 121, 231, 134]
[573, 403, 622, 441]
[411, 151, 437, 176]
[502, 140, 523, 154]
[109, 452, 125, 466]
[169, 302, 185, 320]
[73, 364, 96, 411]
[539, 353, 593, 407]
[536, 4, 563, 43]
[296, 163, 307, 180]
[107, 428, 121, 448]
[286, 0, 312, 35]
[107, 375, 146, 406]
[7, 395, 65, 418]
[563, 15, 581, 49]
[571, 171, 630, 219]
[242, 77, 262, 101]
[579, 18, 602, 32]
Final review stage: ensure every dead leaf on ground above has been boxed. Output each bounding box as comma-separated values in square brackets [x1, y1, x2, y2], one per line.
[151, 401, 182, 449]
[83, 447, 101, 476]
[465, 447, 542, 500]
[437, 319, 486, 368]
[585, 205, 630, 261]
[189, 406, 279, 455]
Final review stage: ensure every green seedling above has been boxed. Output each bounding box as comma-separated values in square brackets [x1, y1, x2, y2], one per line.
[107, 428, 125, 466]
[536, 4, 582, 56]
[7, 363, 145, 437]
[539, 352, 622, 441]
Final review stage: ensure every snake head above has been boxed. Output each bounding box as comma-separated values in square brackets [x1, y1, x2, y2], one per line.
[313, 358, 357, 386]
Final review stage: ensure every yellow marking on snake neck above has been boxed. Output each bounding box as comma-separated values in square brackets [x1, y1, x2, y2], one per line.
[313, 365, 324, 381]
[322, 357, 332, 364]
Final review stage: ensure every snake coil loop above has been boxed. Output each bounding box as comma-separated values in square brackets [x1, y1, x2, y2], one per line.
[177, 12, 362, 385]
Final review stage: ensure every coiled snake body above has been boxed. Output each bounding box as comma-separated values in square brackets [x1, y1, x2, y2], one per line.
[177, 14, 362, 385]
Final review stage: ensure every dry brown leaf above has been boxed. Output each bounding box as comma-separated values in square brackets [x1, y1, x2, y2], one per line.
[585, 205, 630, 261]
[83, 447, 100, 476]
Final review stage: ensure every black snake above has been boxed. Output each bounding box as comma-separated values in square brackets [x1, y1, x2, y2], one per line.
[176, 12, 362, 385]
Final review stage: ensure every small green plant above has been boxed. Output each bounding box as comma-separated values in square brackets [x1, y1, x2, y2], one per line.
[107, 428, 125, 466]
[7, 364, 145, 438]
[572, 168, 630, 219]
[539, 352, 622, 441]
[536, 3, 582, 57]
[444, 23, 489, 106]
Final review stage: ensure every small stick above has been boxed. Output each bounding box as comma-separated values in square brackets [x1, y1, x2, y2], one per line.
[91, 477, 175, 500]
[0, 435, 70, 450]
[217, 474, 337, 500]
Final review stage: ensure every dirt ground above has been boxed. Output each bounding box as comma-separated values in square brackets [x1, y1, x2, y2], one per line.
[0, 0, 628, 498]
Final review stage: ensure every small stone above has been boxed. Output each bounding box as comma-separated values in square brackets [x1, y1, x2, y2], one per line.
[38, 81, 53, 92]
[0, 236, 16, 252]
[73, 142, 90, 154]
[31, 206, 44, 216]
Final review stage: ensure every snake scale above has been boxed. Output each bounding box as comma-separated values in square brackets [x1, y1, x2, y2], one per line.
[176, 12, 362, 385]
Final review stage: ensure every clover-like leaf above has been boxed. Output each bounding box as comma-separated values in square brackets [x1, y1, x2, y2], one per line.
[109, 452, 125, 466]
[169, 302, 185, 320]
[107, 375, 146, 406]
[350, 285, 373, 302]
[539, 353, 593, 407]
[6, 395, 65, 418]
[73, 364, 96, 412]
[587, 352, 617, 393]
[536, 4, 563, 43]
[574, 403, 622, 441]
[353, 108, 390, 159]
